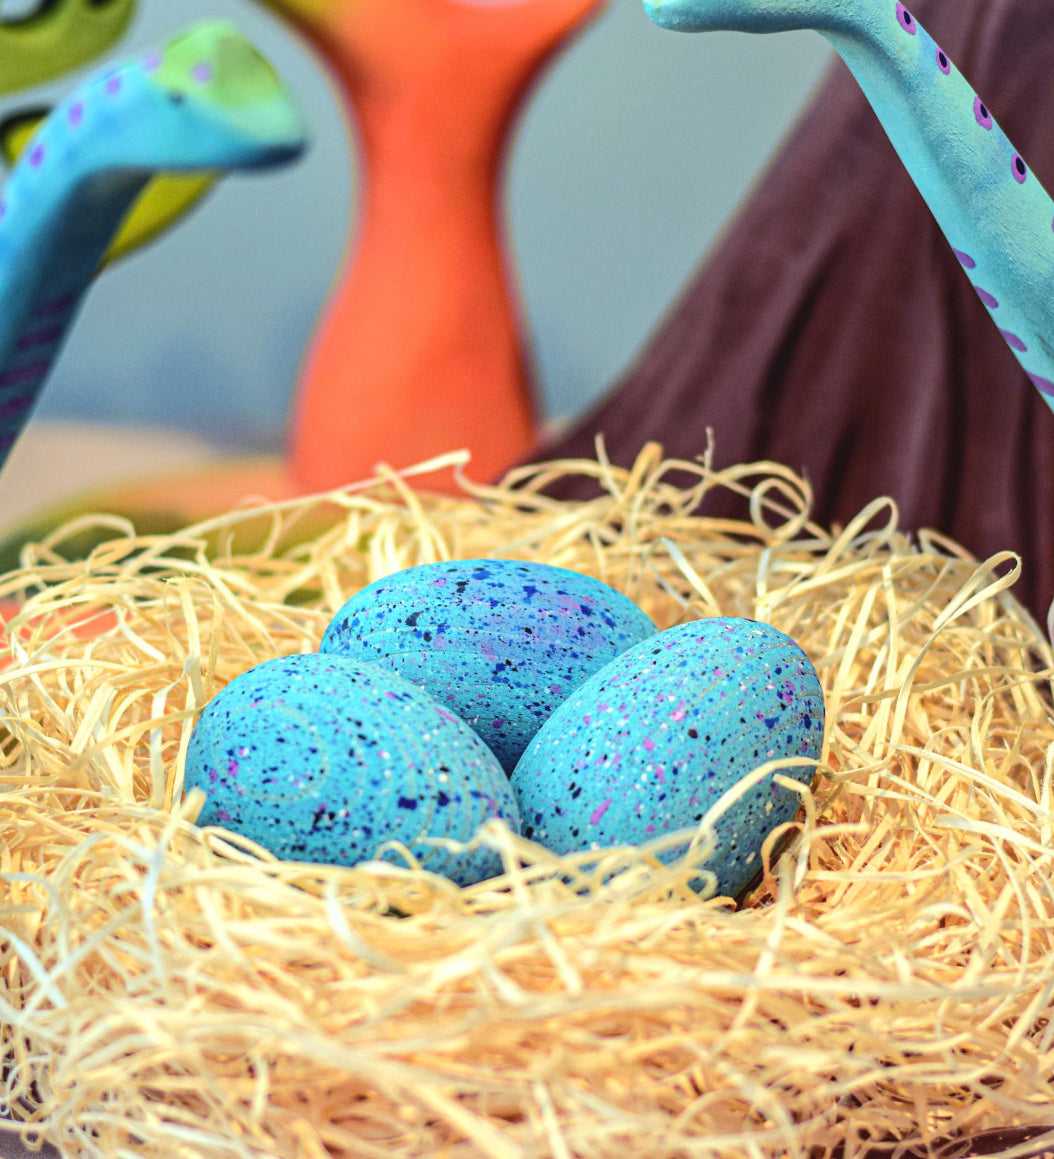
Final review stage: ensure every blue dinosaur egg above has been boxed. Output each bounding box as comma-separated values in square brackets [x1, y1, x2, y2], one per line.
[320, 559, 657, 773]
[510, 617, 825, 898]
[184, 652, 521, 886]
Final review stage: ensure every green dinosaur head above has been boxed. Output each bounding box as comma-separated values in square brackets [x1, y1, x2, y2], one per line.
[149, 19, 307, 155]
[0, 0, 136, 95]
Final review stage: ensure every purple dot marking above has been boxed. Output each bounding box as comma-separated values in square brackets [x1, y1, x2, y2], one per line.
[106, 75, 122, 96]
[974, 97, 993, 130]
[936, 47, 950, 74]
[0, 362, 50, 389]
[1012, 154, 1027, 184]
[192, 63, 214, 84]
[142, 51, 163, 72]
[0, 395, 33, 420]
[974, 286, 999, 309]
[953, 248, 977, 270]
[35, 293, 76, 317]
[1000, 329, 1028, 352]
[68, 102, 84, 128]
[895, 2, 917, 33]
[28, 144, 44, 168]
[16, 326, 63, 352]
[0, 201, 6, 221]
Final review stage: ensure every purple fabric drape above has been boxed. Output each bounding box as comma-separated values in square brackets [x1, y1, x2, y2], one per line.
[532, 0, 1054, 619]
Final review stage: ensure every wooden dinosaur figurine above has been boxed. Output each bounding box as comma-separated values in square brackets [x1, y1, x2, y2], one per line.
[0, 108, 217, 269]
[643, 0, 1054, 408]
[0, 20, 306, 474]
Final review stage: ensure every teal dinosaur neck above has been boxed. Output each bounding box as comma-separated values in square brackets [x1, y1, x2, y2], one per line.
[0, 138, 149, 452]
[644, 0, 1054, 405]
[0, 21, 305, 476]
[827, 14, 1054, 392]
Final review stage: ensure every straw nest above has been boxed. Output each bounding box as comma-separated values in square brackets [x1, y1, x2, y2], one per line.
[2, 443, 1054, 1159]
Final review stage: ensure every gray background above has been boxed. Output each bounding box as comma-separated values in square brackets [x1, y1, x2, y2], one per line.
[0, 0, 831, 451]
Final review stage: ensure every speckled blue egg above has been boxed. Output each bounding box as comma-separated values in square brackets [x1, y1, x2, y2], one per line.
[510, 617, 825, 898]
[184, 652, 521, 886]
[319, 559, 657, 773]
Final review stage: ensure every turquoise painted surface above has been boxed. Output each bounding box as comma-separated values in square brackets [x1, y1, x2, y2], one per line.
[0, 20, 305, 472]
[644, 0, 1054, 406]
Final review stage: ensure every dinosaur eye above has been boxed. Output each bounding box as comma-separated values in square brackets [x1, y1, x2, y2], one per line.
[936, 48, 951, 74]
[895, 3, 916, 33]
[974, 97, 993, 130]
[0, 0, 56, 24]
[1012, 154, 1027, 184]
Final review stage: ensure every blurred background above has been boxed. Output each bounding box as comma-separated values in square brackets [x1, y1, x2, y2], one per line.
[0, 0, 830, 463]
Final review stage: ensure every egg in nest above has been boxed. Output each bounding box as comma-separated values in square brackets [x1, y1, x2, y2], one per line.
[510, 617, 826, 898]
[184, 652, 520, 885]
[320, 559, 657, 772]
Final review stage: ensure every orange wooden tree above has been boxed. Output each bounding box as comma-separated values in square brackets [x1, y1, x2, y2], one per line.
[258, 0, 607, 491]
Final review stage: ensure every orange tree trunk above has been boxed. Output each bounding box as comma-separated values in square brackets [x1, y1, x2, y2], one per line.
[269, 0, 607, 491]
